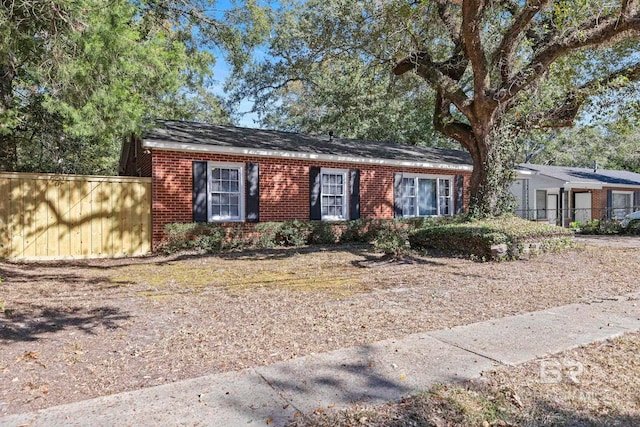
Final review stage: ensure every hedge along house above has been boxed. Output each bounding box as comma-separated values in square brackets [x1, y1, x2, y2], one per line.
[510, 163, 640, 226]
[120, 120, 473, 249]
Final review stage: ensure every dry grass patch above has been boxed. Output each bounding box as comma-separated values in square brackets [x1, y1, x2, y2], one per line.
[1, 242, 639, 416]
[109, 248, 368, 297]
[290, 332, 640, 427]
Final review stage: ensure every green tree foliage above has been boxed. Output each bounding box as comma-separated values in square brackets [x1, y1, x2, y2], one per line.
[228, 0, 451, 147]
[524, 124, 640, 173]
[233, 0, 640, 217]
[0, 0, 268, 174]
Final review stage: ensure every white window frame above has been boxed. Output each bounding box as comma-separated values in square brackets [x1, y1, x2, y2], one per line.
[208, 162, 245, 222]
[612, 190, 633, 219]
[400, 173, 453, 218]
[320, 168, 349, 221]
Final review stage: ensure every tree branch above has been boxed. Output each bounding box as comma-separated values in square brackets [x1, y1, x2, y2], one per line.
[499, 7, 640, 105]
[516, 62, 640, 130]
[461, 0, 489, 101]
[433, 92, 475, 152]
[393, 51, 471, 116]
[493, 0, 550, 84]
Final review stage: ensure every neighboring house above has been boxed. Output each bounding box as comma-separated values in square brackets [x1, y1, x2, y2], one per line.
[120, 120, 473, 248]
[511, 163, 640, 226]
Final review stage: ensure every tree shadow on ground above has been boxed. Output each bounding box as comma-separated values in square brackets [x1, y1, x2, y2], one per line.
[0, 305, 130, 342]
[224, 339, 640, 427]
[350, 252, 448, 268]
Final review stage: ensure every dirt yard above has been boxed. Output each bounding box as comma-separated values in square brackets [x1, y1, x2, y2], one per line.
[1, 241, 639, 416]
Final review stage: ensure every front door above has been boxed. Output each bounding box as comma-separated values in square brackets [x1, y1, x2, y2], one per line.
[574, 192, 592, 224]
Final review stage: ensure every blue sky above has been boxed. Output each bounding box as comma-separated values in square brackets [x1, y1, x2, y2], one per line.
[208, 0, 269, 128]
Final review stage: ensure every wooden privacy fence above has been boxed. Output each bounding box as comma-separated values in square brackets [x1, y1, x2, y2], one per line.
[0, 172, 152, 259]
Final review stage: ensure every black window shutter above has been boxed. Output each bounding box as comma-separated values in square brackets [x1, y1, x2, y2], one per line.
[192, 161, 208, 222]
[349, 169, 360, 220]
[246, 162, 260, 222]
[393, 172, 403, 218]
[634, 190, 640, 210]
[606, 189, 613, 219]
[455, 175, 464, 214]
[309, 166, 322, 220]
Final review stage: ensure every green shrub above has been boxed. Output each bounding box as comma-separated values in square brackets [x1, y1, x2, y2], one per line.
[623, 219, 640, 235]
[254, 222, 279, 248]
[276, 220, 310, 246]
[340, 219, 387, 243]
[372, 221, 410, 257]
[578, 219, 622, 235]
[308, 222, 338, 244]
[254, 220, 314, 248]
[162, 223, 226, 254]
[409, 215, 572, 260]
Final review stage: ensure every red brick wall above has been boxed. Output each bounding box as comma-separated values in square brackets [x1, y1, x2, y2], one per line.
[151, 149, 472, 248]
[592, 187, 639, 219]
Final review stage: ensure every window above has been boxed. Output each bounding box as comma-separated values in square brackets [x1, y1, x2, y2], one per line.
[209, 162, 244, 221]
[536, 190, 547, 220]
[321, 168, 348, 220]
[612, 191, 633, 219]
[400, 175, 452, 217]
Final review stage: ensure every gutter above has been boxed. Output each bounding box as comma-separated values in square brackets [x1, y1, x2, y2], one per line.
[142, 139, 474, 172]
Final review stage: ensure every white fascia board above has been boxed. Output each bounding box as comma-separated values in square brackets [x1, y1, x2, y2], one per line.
[142, 139, 474, 172]
[563, 183, 640, 190]
[564, 183, 603, 190]
[515, 170, 534, 178]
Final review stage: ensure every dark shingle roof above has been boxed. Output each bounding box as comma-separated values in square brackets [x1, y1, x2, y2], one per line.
[519, 164, 640, 186]
[143, 120, 472, 167]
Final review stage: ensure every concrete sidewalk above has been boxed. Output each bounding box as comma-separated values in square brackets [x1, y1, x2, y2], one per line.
[2, 292, 639, 427]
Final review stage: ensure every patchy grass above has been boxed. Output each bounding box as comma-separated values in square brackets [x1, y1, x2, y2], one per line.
[109, 249, 368, 297]
[1, 242, 639, 416]
[289, 332, 640, 427]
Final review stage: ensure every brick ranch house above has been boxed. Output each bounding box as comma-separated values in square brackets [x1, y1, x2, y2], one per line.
[119, 120, 473, 248]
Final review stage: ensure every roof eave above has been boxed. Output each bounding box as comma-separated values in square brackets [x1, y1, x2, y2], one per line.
[142, 139, 474, 172]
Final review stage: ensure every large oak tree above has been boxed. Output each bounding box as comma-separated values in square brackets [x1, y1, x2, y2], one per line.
[234, 0, 640, 217]
[392, 0, 640, 216]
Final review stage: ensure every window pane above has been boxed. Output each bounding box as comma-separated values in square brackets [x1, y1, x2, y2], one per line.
[209, 165, 242, 219]
[438, 179, 451, 215]
[439, 179, 450, 197]
[418, 179, 437, 216]
[402, 178, 415, 196]
[321, 171, 347, 218]
[536, 190, 547, 220]
[613, 193, 632, 218]
[439, 197, 450, 215]
[402, 196, 415, 217]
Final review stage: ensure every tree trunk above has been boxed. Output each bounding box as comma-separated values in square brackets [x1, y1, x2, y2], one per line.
[466, 128, 517, 218]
